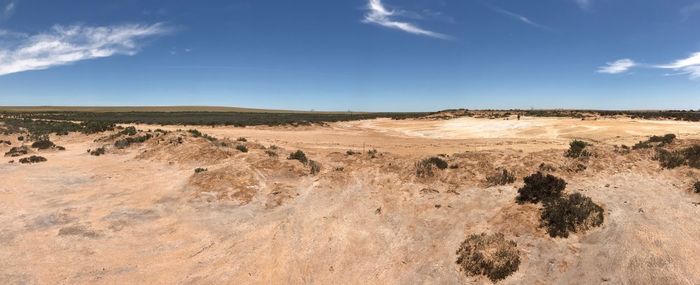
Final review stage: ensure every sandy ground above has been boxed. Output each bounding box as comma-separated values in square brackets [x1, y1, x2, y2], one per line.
[1, 116, 700, 284]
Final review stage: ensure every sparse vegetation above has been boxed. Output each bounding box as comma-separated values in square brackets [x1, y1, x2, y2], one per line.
[346, 150, 359, 155]
[194, 167, 208, 173]
[309, 160, 321, 175]
[693, 182, 700, 194]
[5, 146, 29, 157]
[31, 140, 55, 150]
[265, 150, 278, 157]
[653, 144, 700, 169]
[19, 155, 47, 164]
[564, 140, 591, 158]
[633, 134, 677, 150]
[516, 172, 566, 204]
[236, 137, 247, 142]
[367, 148, 378, 158]
[486, 168, 516, 186]
[235, 144, 248, 153]
[416, 156, 449, 178]
[540, 193, 604, 238]
[114, 134, 152, 149]
[0, 140, 11, 145]
[288, 150, 308, 164]
[456, 233, 521, 282]
[187, 129, 217, 141]
[90, 147, 106, 156]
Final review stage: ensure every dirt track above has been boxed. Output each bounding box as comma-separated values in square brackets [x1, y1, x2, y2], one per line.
[1, 117, 700, 284]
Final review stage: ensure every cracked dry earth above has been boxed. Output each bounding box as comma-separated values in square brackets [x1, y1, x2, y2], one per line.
[1, 116, 700, 284]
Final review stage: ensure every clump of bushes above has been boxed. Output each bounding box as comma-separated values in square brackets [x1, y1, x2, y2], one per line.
[114, 134, 152, 149]
[188, 129, 217, 141]
[5, 146, 29, 157]
[19, 155, 47, 164]
[120, 126, 137, 136]
[31, 140, 55, 150]
[416, 156, 449, 178]
[194, 167, 208, 173]
[516, 172, 604, 238]
[235, 144, 248, 153]
[81, 121, 115, 134]
[367, 148, 378, 159]
[456, 232, 521, 282]
[309, 160, 321, 175]
[633, 134, 676, 150]
[516, 172, 566, 204]
[653, 144, 700, 169]
[288, 150, 308, 164]
[564, 140, 591, 158]
[486, 168, 516, 186]
[90, 147, 106, 156]
[540, 193, 604, 238]
[265, 150, 278, 157]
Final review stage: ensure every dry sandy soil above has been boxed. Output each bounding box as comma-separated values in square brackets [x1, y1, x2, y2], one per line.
[1, 116, 700, 284]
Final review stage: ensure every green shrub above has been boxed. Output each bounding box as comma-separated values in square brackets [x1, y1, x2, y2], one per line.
[486, 168, 516, 186]
[31, 140, 55, 150]
[235, 144, 248, 153]
[288, 150, 308, 164]
[648, 134, 676, 146]
[81, 121, 115, 134]
[309, 160, 321, 175]
[564, 140, 591, 158]
[188, 129, 202, 137]
[683, 145, 700, 168]
[456, 233, 521, 282]
[120, 126, 137, 136]
[540, 193, 604, 238]
[516, 172, 566, 204]
[19, 155, 47, 164]
[114, 134, 152, 149]
[654, 149, 686, 169]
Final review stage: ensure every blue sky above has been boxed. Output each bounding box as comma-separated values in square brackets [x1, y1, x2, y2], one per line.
[0, 0, 699, 111]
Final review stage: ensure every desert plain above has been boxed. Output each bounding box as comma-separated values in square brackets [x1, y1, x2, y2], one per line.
[2, 115, 700, 284]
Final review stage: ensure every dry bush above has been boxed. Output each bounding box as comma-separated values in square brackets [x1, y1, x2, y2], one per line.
[486, 168, 516, 186]
[634, 134, 676, 150]
[456, 233, 521, 282]
[654, 149, 685, 169]
[236, 137, 247, 142]
[564, 140, 591, 158]
[90, 147, 106, 156]
[516, 172, 566, 204]
[309, 160, 321, 175]
[4, 146, 29, 157]
[684, 145, 700, 168]
[540, 193, 604, 238]
[235, 144, 248, 153]
[415, 156, 448, 178]
[31, 140, 55, 150]
[288, 150, 308, 164]
[694, 182, 700, 194]
[19, 155, 47, 164]
[265, 150, 278, 157]
[194, 167, 207, 173]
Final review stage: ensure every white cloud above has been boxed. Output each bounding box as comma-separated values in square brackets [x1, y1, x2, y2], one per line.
[362, 0, 449, 39]
[490, 6, 551, 31]
[656, 52, 700, 79]
[0, 23, 169, 76]
[597, 58, 636, 74]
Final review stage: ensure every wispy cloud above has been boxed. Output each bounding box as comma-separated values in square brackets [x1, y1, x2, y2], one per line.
[362, 0, 449, 39]
[597, 59, 636, 74]
[681, 2, 700, 20]
[1, 0, 16, 20]
[0, 23, 169, 76]
[575, 0, 592, 9]
[656, 52, 700, 79]
[489, 6, 552, 31]
[598, 52, 700, 79]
